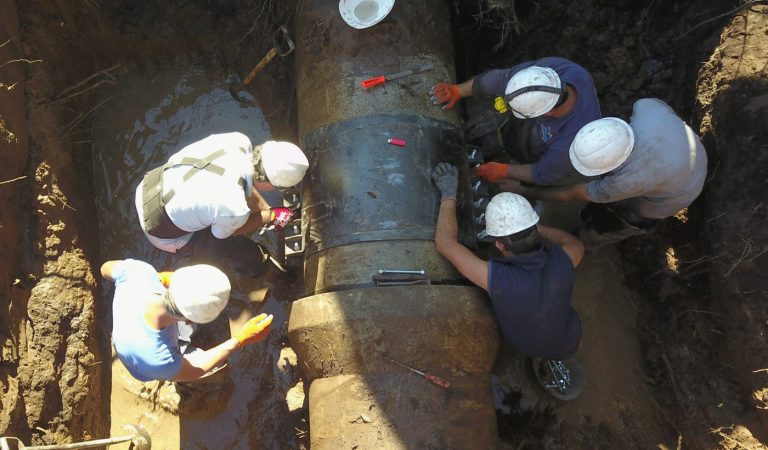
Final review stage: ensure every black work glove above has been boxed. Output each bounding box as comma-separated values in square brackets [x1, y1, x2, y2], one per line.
[431, 162, 458, 201]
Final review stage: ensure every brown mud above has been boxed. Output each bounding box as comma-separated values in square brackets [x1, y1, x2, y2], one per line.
[1, 0, 766, 448]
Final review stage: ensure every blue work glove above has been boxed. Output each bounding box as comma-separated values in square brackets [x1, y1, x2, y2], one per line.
[431, 162, 458, 201]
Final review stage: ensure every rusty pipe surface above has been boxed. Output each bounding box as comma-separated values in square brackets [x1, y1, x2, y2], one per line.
[288, 1, 500, 448]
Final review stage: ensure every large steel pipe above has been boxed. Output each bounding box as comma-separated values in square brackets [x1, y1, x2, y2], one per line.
[288, 1, 500, 448]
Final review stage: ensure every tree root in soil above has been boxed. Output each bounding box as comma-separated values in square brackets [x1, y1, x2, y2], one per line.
[0, 58, 42, 70]
[62, 96, 113, 137]
[50, 63, 122, 105]
[238, 0, 275, 44]
[723, 237, 768, 278]
[0, 115, 17, 144]
[0, 175, 26, 185]
[474, 0, 522, 53]
[676, 0, 768, 41]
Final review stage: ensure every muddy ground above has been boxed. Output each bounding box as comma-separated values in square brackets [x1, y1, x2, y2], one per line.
[1, 0, 766, 448]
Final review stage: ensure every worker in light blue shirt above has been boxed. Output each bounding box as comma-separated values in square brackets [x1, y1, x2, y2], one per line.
[102, 259, 273, 382]
[430, 57, 601, 186]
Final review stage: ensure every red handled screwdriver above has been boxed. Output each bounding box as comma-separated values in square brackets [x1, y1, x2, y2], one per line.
[383, 355, 450, 389]
[361, 63, 434, 88]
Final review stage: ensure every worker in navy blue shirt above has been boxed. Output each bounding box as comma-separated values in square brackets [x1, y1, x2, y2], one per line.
[430, 57, 601, 186]
[431, 163, 585, 396]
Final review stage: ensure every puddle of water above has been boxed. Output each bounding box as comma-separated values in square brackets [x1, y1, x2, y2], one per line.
[92, 68, 306, 449]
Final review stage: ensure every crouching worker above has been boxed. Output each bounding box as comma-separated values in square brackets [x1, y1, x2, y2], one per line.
[431, 57, 600, 186]
[101, 259, 273, 382]
[135, 132, 309, 275]
[431, 163, 586, 399]
[500, 98, 708, 248]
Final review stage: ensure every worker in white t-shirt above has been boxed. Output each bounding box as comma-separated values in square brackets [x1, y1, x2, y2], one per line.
[135, 132, 308, 274]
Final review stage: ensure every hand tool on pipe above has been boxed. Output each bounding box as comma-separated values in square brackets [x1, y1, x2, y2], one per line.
[382, 354, 450, 389]
[361, 63, 434, 89]
[373, 269, 429, 287]
[229, 25, 295, 104]
[378, 269, 425, 275]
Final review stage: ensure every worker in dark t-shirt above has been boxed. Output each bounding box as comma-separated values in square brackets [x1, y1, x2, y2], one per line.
[431, 162, 586, 399]
[430, 57, 601, 186]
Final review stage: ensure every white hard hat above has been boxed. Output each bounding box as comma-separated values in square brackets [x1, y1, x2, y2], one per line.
[569, 117, 635, 176]
[339, 0, 395, 29]
[168, 264, 231, 324]
[485, 193, 539, 237]
[261, 141, 309, 188]
[505, 66, 563, 119]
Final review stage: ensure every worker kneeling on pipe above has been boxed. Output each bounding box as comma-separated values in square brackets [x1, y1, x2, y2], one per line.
[101, 259, 273, 382]
[432, 163, 586, 399]
[499, 98, 708, 249]
[431, 57, 600, 186]
[135, 132, 309, 275]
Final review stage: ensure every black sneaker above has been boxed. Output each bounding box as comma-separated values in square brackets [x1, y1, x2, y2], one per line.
[531, 357, 585, 401]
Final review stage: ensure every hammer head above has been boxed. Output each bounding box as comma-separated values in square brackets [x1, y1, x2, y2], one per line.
[273, 25, 295, 57]
[229, 86, 257, 106]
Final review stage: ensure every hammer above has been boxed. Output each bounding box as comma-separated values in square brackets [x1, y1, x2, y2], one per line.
[229, 25, 295, 104]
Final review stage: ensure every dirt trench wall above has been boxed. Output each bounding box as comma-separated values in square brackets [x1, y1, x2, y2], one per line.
[695, 3, 768, 440]
[621, 5, 768, 447]
[0, 0, 113, 444]
[2, 0, 301, 445]
[0, 0, 32, 437]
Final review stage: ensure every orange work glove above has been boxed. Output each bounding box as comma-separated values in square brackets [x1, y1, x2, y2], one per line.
[429, 83, 461, 110]
[158, 271, 174, 288]
[474, 162, 510, 183]
[235, 313, 274, 348]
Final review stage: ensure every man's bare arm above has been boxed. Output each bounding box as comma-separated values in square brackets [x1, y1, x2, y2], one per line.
[536, 224, 585, 268]
[172, 313, 273, 382]
[435, 199, 489, 290]
[172, 338, 239, 382]
[249, 186, 271, 211]
[498, 180, 590, 203]
[456, 78, 475, 98]
[100, 260, 122, 281]
[507, 164, 535, 184]
[231, 210, 271, 236]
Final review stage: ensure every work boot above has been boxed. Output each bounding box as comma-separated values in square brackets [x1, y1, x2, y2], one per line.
[531, 357, 585, 401]
[577, 203, 650, 250]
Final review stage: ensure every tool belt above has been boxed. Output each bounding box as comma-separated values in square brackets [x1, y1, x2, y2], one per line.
[141, 148, 246, 239]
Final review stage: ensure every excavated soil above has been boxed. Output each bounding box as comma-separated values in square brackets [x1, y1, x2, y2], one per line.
[1, 0, 766, 448]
